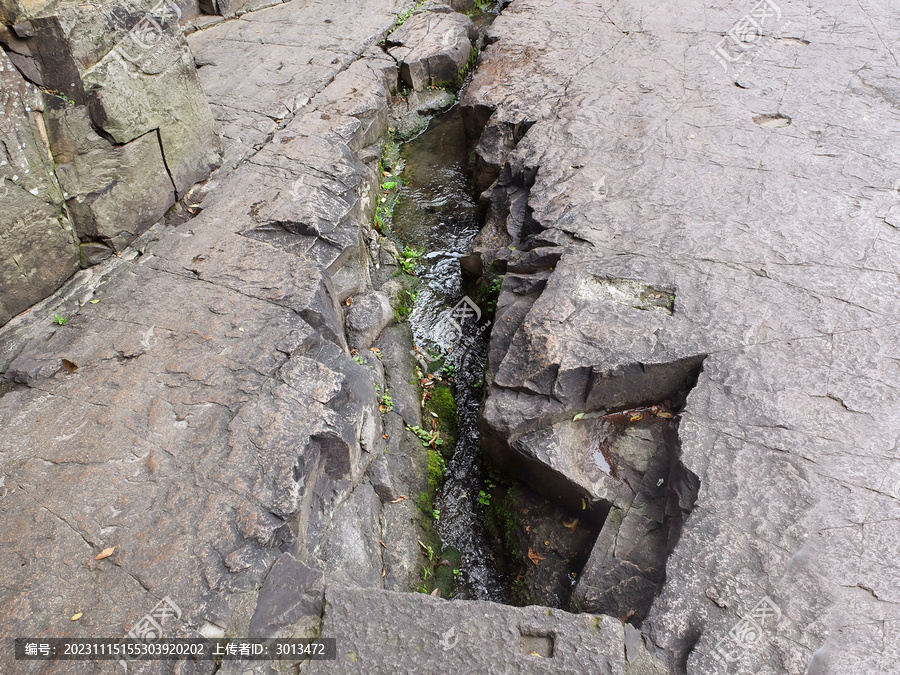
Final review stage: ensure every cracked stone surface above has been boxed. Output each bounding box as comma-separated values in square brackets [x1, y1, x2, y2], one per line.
[462, 0, 900, 672]
[0, 1, 420, 671]
[188, 0, 415, 171]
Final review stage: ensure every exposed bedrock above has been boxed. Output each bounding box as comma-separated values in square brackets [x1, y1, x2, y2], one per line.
[461, 0, 900, 672]
[0, 0, 221, 326]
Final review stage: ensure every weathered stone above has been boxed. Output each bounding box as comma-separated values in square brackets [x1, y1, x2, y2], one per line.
[18, 0, 220, 243]
[247, 553, 324, 638]
[464, 0, 900, 671]
[307, 585, 628, 674]
[388, 11, 476, 90]
[345, 291, 393, 351]
[45, 102, 176, 250]
[318, 481, 384, 589]
[0, 49, 79, 326]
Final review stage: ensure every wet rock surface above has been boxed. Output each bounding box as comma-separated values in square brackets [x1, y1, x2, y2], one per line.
[0, 0, 896, 673]
[463, 0, 900, 672]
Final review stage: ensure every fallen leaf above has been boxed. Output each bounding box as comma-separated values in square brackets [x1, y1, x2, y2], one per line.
[527, 548, 545, 565]
[61, 359, 78, 373]
[70, 613, 83, 621]
[572, 412, 585, 421]
[528, 652, 543, 657]
[429, 412, 438, 418]
[382, 434, 389, 440]
[95, 547, 115, 560]
[89, 299, 100, 304]
[382, 568, 386, 578]
[629, 413, 643, 423]
[345, 297, 352, 306]
[379, 540, 387, 549]
[657, 412, 674, 419]
[391, 496, 408, 503]
[544, 540, 550, 546]
[563, 518, 579, 532]
[430, 588, 441, 596]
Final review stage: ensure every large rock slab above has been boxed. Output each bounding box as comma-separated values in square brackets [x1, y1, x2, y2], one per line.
[188, 0, 412, 170]
[463, 0, 900, 672]
[307, 585, 634, 674]
[23, 1, 220, 238]
[388, 10, 476, 90]
[0, 49, 79, 325]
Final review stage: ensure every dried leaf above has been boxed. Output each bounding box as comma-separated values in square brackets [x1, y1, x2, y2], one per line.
[390, 496, 408, 503]
[657, 412, 674, 419]
[379, 540, 387, 548]
[572, 412, 585, 421]
[629, 413, 643, 423]
[430, 588, 441, 596]
[528, 652, 543, 657]
[70, 613, 83, 621]
[382, 568, 386, 578]
[61, 359, 78, 373]
[527, 548, 545, 565]
[95, 547, 115, 560]
[382, 434, 389, 440]
[563, 518, 579, 532]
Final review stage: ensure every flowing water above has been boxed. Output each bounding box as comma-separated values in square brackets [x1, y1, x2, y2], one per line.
[392, 106, 509, 602]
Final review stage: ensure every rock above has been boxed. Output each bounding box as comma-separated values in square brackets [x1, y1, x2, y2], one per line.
[345, 291, 394, 351]
[307, 585, 628, 674]
[368, 454, 397, 502]
[46, 102, 176, 251]
[187, 0, 407, 172]
[19, 1, 220, 246]
[388, 11, 476, 90]
[247, 553, 325, 638]
[0, 49, 79, 327]
[318, 481, 384, 589]
[463, 0, 900, 671]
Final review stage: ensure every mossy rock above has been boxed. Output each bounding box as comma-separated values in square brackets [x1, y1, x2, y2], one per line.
[425, 384, 457, 458]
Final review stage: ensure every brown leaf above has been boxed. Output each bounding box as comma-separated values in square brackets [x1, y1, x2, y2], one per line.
[563, 518, 579, 532]
[382, 434, 389, 439]
[390, 496, 408, 503]
[61, 359, 79, 373]
[629, 413, 643, 423]
[657, 412, 674, 419]
[527, 548, 545, 565]
[70, 613, 83, 621]
[95, 547, 115, 560]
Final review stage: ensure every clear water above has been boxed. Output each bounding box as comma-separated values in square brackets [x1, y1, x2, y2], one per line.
[393, 106, 509, 602]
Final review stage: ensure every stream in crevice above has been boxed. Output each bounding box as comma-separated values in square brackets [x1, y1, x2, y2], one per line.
[391, 105, 509, 602]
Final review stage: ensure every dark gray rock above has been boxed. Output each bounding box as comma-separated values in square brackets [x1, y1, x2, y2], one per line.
[346, 291, 393, 351]
[307, 585, 630, 674]
[0, 49, 79, 326]
[463, 0, 900, 671]
[388, 11, 476, 90]
[247, 553, 324, 638]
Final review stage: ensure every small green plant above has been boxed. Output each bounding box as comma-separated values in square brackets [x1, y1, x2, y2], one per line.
[393, 289, 418, 323]
[453, 568, 463, 580]
[408, 424, 444, 448]
[381, 181, 398, 190]
[395, 246, 424, 276]
[441, 362, 456, 379]
[353, 355, 365, 366]
[379, 394, 394, 413]
[426, 544, 436, 561]
[432, 508, 440, 521]
[53, 314, 67, 325]
[478, 490, 491, 506]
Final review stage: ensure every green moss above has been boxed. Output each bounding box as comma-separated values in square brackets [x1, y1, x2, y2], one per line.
[433, 45, 479, 93]
[424, 385, 457, 457]
[427, 448, 447, 494]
